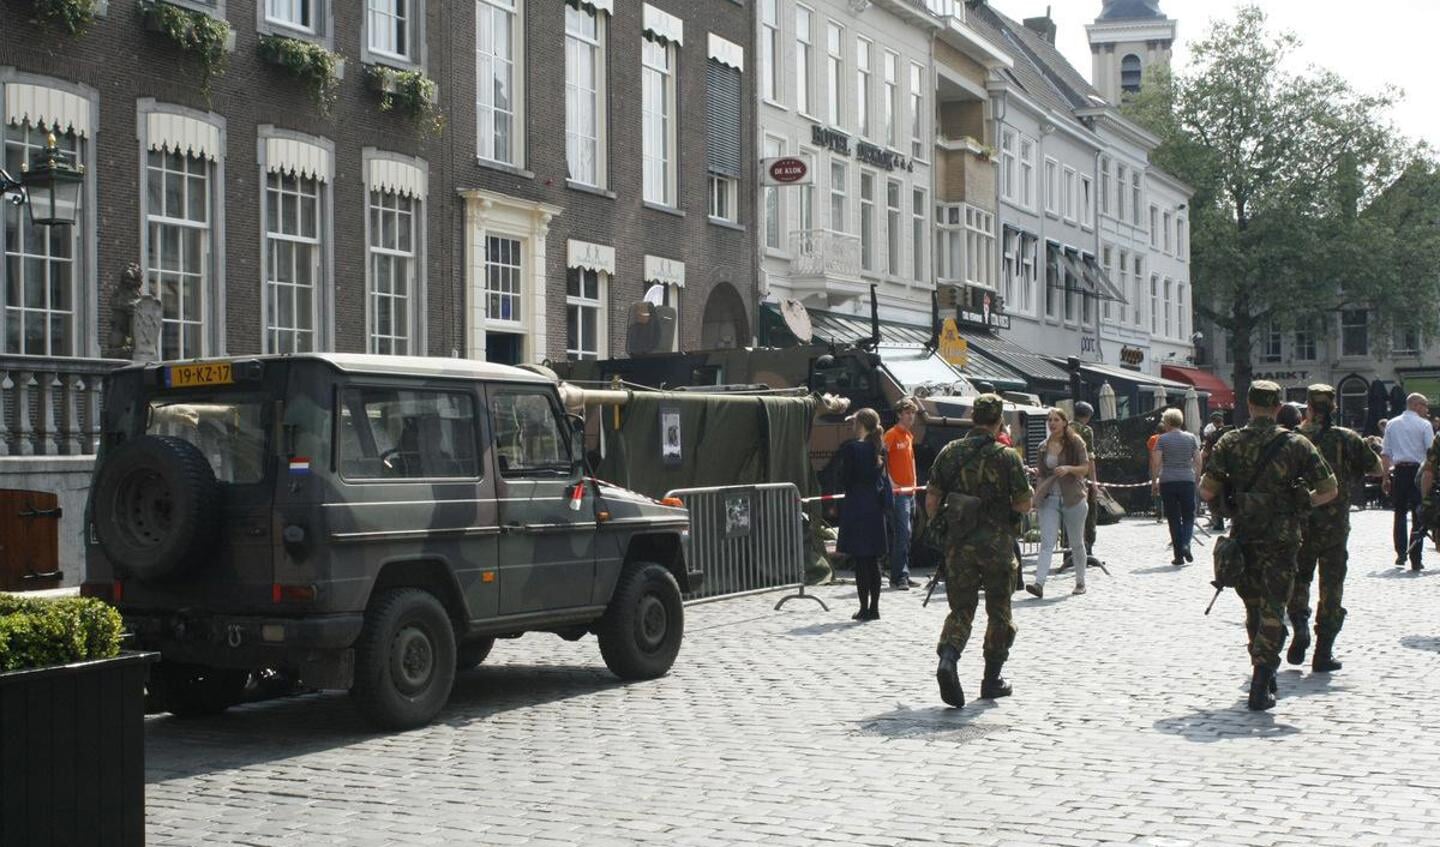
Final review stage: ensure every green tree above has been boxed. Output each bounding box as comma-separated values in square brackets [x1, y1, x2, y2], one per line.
[1124, 6, 1434, 422]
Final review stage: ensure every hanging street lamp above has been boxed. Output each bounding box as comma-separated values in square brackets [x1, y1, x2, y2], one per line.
[0, 132, 85, 229]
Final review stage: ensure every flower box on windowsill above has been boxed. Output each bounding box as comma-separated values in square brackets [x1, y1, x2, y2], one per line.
[141, 1, 236, 51]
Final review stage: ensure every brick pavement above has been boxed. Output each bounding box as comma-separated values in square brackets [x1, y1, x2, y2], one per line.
[146, 510, 1440, 846]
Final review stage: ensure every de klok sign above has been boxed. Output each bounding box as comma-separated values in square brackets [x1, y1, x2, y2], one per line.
[763, 156, 812, 185]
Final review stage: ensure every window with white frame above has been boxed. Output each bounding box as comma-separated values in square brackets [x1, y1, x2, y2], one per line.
[1063, 251, 1077, 322]
[368, 188, 416, 354]
[764, 136, 784, 247]
[1081, 254, 1093, 324]
[909, 63, 924, 160]
[642, 34, 676, 206]
[1177, 218, 1187, 260]
[999, 129, 1016, 202]
[1003, 229, 1017, 310]
[966, 206, 995, 290]
[800, 177, 815, 232]
[859, 171, 875, 271]
[367, 0, 412, 61]
[1395, 325, 1420, 354]
[1044, 159, 1058, 215]
[3, 120, 83, 356]
[1132, 256, 1143, 327]
[1020, 234, 1037, 314]
[1294, 316, 1317, 361]
[485, 234, 523, 324]
[829, 160, 847, 232]
[1263, 320, 1282, 361]
[1341, 309, 1368, 357]
[477, 0, 521, 165]
[566, 267, 604, 360]
[565, 4, 605, 187]
[1131, 171, 1142, 225]
[885, 179, 900, 276]
[264, 170, 323, 353]
[1019, 137, 1034, 209]
[1149, 205, 1158, 246]
[1044, 243, 1058, 318]
[826, 22, 843, 127]
[855, 38, 872, 139]
[1099, 157, 1110, 215]
[795, 6, 813, 115]
[1100, 246, 1112, 320]
[1063, 167, 1076, 221]
[146, 149, 214, 361]
[710, 175, 737, 222]
[911, 188, 925, 284]
[1163, 278, 1173, 338]
[1163, 211, 1173, 253]
[1081, 175, 1093, 228]
[761, 0, 779, 102]
[1117, 249, 1128, 324]
[1116, 164, 1127, 221]
[1149, 274, 1159, 334]
[268, 0, 316, 31]
[1177, 283, 1186, 338]
[882, 51, 898, 147]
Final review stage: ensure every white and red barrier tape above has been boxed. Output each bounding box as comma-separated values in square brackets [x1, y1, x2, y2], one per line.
[800, 480, 1159, 503]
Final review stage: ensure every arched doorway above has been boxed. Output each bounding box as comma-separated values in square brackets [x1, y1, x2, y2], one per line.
[701, 282, 750, 350]
[1337, 375, 1369, 430]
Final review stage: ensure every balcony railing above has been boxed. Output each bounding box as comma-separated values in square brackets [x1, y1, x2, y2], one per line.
[1, 355, 129, 457]
[790, 229, 863, 282]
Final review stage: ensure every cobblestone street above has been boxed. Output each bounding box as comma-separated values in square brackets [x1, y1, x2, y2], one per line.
[146, 510, 1440, 846]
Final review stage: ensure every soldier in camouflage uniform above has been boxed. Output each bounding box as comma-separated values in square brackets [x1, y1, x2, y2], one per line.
[1286, 385, 1383, 671]
[927, 394, 1034, 709]
[1200, 381, 1338, 711]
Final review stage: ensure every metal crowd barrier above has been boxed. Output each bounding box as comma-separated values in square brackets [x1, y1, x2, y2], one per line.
[663, 483, 827, 611]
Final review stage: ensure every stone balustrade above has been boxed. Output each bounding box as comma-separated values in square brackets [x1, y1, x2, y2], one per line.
[0, 355, 131, 457]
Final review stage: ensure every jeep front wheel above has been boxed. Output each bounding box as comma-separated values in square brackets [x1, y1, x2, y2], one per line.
[455, 637, 495, 671]
[351, 588, 456, 730]
[597, 563, 684, 680]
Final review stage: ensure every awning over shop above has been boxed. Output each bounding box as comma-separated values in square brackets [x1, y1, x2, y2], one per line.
[1081, 255, 1126, 303]
[961, 331, 1072, 391]
[1162, 365, 1236, 409]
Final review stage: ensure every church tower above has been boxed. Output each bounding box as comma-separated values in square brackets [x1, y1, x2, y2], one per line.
[1086, 0, 1176, 104]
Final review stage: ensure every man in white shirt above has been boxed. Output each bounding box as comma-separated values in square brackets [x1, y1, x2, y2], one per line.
[1382, 393, 1435, 570]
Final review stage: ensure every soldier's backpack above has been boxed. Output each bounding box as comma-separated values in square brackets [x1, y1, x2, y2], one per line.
[943, 439, 1008, 544]
[1213, 432, 1293, 587]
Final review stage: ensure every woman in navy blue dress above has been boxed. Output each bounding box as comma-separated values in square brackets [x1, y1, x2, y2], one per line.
[836, 408, 891, 620]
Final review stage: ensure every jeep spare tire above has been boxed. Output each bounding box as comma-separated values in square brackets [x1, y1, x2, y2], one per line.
[93, 434, 220, 582]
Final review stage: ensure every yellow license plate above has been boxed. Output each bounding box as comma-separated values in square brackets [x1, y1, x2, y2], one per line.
[166, 362, 233, 388]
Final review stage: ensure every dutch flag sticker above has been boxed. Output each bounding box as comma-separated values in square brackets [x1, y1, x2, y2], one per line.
[289, 458, 312, 475]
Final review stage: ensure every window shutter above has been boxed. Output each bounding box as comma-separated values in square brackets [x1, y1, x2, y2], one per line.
[706, 60, 742, 178]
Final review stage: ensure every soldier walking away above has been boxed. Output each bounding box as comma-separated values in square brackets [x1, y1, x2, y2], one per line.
[1201, 411, 1232, 531]
[1286, 385, 1383, 672]
[1382, 393, 1434, 570]
[1070, 402, 1100, 564]
[884, 399, 922, 590]
[1200, 381, 1338, 711]
[928, 395, 1034, 709]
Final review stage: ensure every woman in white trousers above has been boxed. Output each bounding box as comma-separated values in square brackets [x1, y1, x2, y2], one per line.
[1027, 408, 1092, 598]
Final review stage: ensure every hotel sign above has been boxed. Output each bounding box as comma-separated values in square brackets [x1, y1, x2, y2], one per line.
[810, 125, 914, 173]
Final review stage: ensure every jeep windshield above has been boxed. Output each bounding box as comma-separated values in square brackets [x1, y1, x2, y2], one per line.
[144, 397, 269, 483]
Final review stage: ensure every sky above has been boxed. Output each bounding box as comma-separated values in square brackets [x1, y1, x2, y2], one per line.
[986, 0, 1440, 150]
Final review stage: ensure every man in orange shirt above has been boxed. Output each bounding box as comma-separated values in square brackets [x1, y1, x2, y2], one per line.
[884, 398, 921, 589]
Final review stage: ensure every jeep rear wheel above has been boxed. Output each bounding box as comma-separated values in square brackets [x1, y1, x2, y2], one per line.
[92, 435, 220, 582]
[151, 662, 249, 719]
[455, 637, 495, 671]
[597, 563, 684, 681]
[351, 588, 456, 730]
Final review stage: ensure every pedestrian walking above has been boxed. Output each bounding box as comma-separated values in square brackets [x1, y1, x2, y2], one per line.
[1381, 393, 1434, 570]
[1071, 402, 1100, 559]
[1286, 385, 1383, 672]
[1201, 411, 1232, 530]
[883, 399, 921, 590]
[929, 395, 1033, 709]
[1027, 408, 1091, 598]
[836, 408, 891, 621]
[1200, 381, 1338, 711]
[1150, 408, 1202, 566]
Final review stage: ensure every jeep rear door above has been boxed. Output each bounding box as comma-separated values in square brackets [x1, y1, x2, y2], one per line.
[486, 383, 597, 615]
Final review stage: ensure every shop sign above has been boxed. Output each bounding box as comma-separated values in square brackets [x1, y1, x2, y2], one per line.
[1254, 370, 1310, 383]
[938, 319, 968, 367]
[762, 156, 812, 185]
[1119, 346, 1146, 368]
[810, 125, 914, 172]
[956, 292, 1010, 330]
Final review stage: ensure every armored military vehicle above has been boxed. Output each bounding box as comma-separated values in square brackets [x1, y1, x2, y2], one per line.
[82, 354, 697, 730]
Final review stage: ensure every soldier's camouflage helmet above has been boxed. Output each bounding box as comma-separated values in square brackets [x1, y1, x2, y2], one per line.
[971, 393, 1005, 425]
[1248, 380, 1282, 408]
[1308, 383, 1337, 403]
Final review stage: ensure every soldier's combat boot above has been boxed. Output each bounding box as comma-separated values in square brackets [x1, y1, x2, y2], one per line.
[980, 660, 1012, 699]
[1248, 665, 1277, 711]
[1312, 634, 1343, 673]
[936, 645, 964, 709]
[1286, 612, 1311, 666]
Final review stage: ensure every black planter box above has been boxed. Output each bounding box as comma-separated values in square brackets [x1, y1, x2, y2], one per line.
[0, 652, 159, 847]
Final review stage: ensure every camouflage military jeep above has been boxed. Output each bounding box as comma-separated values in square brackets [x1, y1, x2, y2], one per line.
[82, 354, 696, 730]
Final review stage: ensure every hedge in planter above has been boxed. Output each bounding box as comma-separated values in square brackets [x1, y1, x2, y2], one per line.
[366, 65, 445, 137]
[29, 0, 100, 34]
[0, 594, 123, 670]
[141, 0, 233, 101]
[0, 596, 153, 847]
[258, 34, 343, 114]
